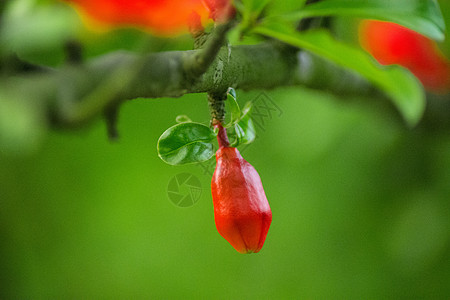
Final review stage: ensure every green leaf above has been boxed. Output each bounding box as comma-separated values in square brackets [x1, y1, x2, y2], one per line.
[234, 0, 272, 40]
[253, 24, 425, 126]
[175, 115, 192, 123]
[224, 88, 241, 126]
[237, 0, 271, 24]
[157, 122, 216, 165]
[0, 1, 80, 64]
[285, 0, 445, 41]
[239, 0, 271, 17]
[265, 0, 307, 17]
[229, 102, 256, 147]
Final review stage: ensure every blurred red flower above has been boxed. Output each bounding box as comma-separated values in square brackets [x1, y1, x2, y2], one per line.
[359, 20, 450, 94]
[63, 0, 233, 35]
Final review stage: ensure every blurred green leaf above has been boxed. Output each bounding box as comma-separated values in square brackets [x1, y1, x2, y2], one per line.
[238, 0, 271, 19]
[0, 0, 80, 65]
[265, 0, 307, 16]
[285, 0, 446, 41]
[157, 122, 216, 165]
[254, 24, 425, 126]
[233, 0, 272, 41]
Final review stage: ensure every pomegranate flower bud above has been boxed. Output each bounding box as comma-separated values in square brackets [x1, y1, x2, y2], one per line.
[211, 126, 272, 254]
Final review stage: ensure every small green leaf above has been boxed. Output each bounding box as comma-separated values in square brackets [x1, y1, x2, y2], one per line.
[175, 115, 192, 123]
[227, 87, 237, 99]
[253, 24, 425, 126]
[284, 0, 445, 41]
[229, 102, 256, 147]
[157, 122, 216, 165]
[224, 88, 241, 126]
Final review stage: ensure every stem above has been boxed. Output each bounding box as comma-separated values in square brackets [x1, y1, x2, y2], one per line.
[208, 92, 227, 125]
[215, 123, 230, 148]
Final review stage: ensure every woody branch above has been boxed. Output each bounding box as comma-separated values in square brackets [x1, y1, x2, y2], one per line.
[1, 40, 377, 128]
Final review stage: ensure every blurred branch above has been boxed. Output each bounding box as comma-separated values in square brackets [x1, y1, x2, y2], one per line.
[0, 42, 378, 128]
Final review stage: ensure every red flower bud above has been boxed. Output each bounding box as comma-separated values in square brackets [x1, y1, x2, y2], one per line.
[211, 125, 272, 254]
[359, 20, 450, 94]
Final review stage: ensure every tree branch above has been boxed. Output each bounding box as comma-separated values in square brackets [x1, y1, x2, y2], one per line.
[0, 42, 377, 128]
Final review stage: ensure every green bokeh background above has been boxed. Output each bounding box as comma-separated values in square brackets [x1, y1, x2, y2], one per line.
[1, 0, 450, 298]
